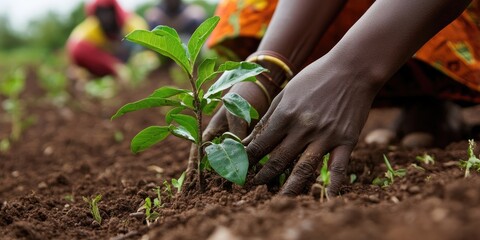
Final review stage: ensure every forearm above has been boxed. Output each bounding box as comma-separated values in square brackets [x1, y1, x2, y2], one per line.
[257, 0, 348, 82]
[327, 0, 471, 86]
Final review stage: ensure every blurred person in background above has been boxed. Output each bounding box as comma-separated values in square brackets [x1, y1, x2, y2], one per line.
[67, 0, 147, 79]
[201, 0, 480, 195]
[145, 0, 206, 42]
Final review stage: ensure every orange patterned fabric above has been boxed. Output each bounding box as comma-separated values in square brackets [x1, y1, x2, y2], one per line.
[208, 0, 480, 96]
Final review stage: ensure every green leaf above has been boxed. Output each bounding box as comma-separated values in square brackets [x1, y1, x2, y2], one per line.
[111, 97, 181, 119]
[166, 107, 186, 124]
[152, 25, 181, 43]
[201, 98, 221, 115]
[320, 154, 330, 186]
[205, 138, 249, 185]
[131, 126, 170, 153]
[222, 93, 257, 125]
[205, 62, 267, 98]
[217, 61, 241, 71]
[125, 30, 191, 75]
[0, 69, 25, 97]
[170, 114, 199, 143]
[180, 93, 195, 109]
[196, 58, 217, 89]
[171, 171, 186, 193]
[188, 16, 220, 65]
[169, 125, 195, 142]
[150, 86, 187, 98]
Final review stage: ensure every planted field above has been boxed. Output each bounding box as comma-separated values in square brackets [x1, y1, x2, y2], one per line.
[1, 67, 480, 240]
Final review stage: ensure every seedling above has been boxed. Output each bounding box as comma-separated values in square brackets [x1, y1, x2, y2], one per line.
[143, 197, 161, 225]
[163, 180, 173, 198]
[82, 195, 102, 225]
[171, 171, 186, 193]
[0, 68, 26, 145]
[112, 16, 266, 190]
[312, 154, 330, 202]
[85, 76, 117, 99]
[416, 153, 435, 165]
[459, 140, 480, 178]
[350, 174, 357, 184]
[64, 194, 75, 203]
[372, 155, 406, 187]
[38, 66, 69, 106]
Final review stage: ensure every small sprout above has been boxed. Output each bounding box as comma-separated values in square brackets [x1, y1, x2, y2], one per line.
[459, 140, 480, 178]
[82, 195, 102, 225]
[0, 68, 27, 142]
[313, 154, 330, 202]
[64, 194, 75, 203]
[143, 197, 160, 225]
[410, 163, 425, 171]
[171, 171, 186, 193]
[425, 175, 432, 182]
[372, 155, 406, 187]
[350, 174, 357, 184]
[416, 153, 435, 165]
[114, 131, 124, 143]
[0, 139, 10, 152]
[163, 180, 173, 198]
[85, 76, 117, 99]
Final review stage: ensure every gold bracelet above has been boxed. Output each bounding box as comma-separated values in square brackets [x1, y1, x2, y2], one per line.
[246, 55, 294, 79]
[253, 79, 272, 104]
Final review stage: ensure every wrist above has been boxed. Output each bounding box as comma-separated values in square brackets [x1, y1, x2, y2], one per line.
[322, 50, 390, 91]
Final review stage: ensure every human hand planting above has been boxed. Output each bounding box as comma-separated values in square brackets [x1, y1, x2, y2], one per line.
[203, 74, 280, 141]
[244, 56, 381, 196]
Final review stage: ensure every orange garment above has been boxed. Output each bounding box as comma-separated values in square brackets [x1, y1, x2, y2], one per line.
[208, 0, 480, 97]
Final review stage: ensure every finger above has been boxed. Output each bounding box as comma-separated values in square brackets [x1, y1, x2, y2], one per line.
[203, 107, 228, 141]
[226, 113, 249, 139]
[245, 109, 290, 167]
[327, 145, 353, 197]
[252, 135, 305, 185]
[243, 91, 284, 145]
[280, 142, 327, 196]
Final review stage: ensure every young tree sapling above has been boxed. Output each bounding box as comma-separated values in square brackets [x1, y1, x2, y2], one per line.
[112, 16, 267, 191]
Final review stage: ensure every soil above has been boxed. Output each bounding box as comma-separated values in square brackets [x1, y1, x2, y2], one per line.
[1, 68, 480, 240]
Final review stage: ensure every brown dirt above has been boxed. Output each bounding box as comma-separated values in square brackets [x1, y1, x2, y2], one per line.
[1, 68, 480, 240]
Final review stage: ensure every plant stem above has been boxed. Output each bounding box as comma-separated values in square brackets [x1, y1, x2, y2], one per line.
[188, 75, 205, 192]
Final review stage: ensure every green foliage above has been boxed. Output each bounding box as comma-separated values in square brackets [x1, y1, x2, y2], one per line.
[163, 180, 173, 198]
[205, 138, 249, 185]
[372, 155, 406, 187]
[459, 140, 480, 178]
[314, 154, 331, 202]
[416, 153, 435, 165]
[113, 16, 267, 188]
[172, 171, 186, 193]
[222, 93, 259, 125]
[38, 66, 69, 106]
[0, 68, 27, 142]
[84, 76, 117, 99]
[82, 195, 102, 225]
[143, 197, 160, 225]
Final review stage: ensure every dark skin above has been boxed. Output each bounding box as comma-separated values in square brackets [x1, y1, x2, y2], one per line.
[96, 6, 120, 38]
[201, 0, 472, 196]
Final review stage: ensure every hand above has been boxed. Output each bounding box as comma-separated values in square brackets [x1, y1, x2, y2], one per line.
[244, 56, 383, 196]
[203, 75, 280, 140]
[185, 74, 280, 187]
